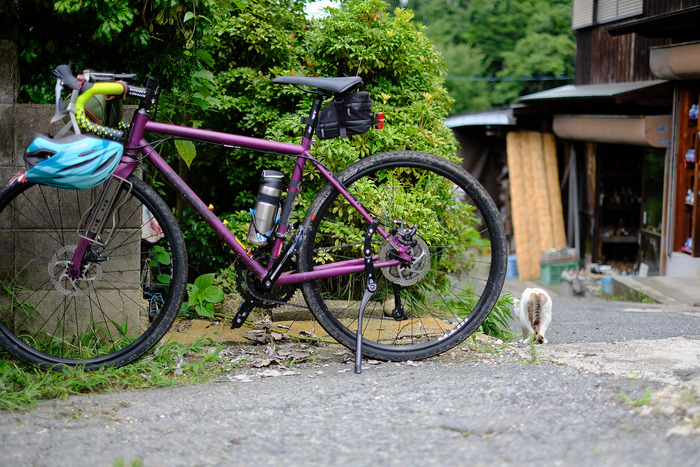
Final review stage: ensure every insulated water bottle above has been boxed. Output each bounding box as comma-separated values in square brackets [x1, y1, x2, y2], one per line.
[247, 170, 284, 245]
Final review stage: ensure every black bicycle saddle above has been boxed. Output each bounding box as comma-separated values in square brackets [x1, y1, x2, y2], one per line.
[272, 76, 363, 94]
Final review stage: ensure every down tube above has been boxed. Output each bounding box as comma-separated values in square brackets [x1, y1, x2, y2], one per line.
[138, 140, 267, 278]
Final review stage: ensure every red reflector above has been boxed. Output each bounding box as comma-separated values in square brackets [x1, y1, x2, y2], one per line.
[376, 112, 385, 130]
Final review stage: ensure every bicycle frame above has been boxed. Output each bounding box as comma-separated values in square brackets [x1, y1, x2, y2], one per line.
[70, 102, 406, 287]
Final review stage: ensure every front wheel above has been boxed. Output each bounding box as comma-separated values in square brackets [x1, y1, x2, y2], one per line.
[299, 151, 507, 361]
[0, 176, 188, 369]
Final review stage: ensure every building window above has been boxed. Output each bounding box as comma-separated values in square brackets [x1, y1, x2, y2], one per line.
[572, 0, 643, 30]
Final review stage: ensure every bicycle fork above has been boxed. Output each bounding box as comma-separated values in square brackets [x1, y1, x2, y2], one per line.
[67, 175, 132, 279]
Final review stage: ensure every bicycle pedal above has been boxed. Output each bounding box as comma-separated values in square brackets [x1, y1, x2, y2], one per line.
[231, 298, 256, 329]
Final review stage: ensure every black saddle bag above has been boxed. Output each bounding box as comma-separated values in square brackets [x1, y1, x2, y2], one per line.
[316, 91, 375, 140]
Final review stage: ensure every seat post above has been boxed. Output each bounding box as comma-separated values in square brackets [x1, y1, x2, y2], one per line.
[302, 94, 329, 141]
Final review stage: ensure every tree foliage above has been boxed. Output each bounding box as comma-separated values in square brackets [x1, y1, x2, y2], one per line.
[1, 0, 246, 104]
[388, 0, 575, 112]
[3, 0, 457, 274]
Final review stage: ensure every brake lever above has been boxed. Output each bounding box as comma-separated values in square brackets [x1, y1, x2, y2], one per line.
[53, 78, 64, 114]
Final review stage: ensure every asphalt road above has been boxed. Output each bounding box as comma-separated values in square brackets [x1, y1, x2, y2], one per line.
[1, 297, 700, 466]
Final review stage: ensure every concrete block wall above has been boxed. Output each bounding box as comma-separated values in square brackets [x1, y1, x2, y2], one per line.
[0, 40, 18, 182]
[0, 40, 64, 179]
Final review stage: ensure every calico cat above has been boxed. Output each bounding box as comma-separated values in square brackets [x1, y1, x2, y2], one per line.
[513, 287, 552, 344]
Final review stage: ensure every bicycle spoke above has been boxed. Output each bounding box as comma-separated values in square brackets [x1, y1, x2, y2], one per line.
[301, 151, 506, 361]
[0, 178, 187, 369]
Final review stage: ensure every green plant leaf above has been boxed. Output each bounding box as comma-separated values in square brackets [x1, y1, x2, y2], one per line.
[156, 251, 171, 265]
[195, 302, 214, 318]
[194, 273, 216, 290]
[153, 245, 171, 266]
[200, 285, 225, 303]
[175, 139, 197, 168]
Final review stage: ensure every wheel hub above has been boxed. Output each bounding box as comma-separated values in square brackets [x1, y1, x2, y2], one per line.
[379, 236, 430, 286]
[49, 245, 102, 296]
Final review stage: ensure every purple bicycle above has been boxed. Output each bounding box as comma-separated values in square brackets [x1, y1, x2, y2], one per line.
[0, 66, 507, 370]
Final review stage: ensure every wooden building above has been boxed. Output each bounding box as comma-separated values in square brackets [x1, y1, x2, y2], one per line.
[448, 0, 700, 279]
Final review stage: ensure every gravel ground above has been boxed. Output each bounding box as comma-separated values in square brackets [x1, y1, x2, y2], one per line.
[1, 296, 700, 466]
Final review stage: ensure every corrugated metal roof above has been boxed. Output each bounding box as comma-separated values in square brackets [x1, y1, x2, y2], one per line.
[520, 80, 667, 101]
[444, 108, 516, 128]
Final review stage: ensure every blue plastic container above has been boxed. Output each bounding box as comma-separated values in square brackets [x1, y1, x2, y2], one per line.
[506, 254, 519, 279]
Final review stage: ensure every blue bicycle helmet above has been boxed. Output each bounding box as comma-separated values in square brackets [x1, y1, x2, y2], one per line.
[24, 133, 123, 190]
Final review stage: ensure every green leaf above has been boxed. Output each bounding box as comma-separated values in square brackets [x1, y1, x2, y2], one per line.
[175, 139, 197, 168]
[184, 11, 195, 22]
[157, 274, 171, 285]
[156, 251, 171, 265]
[195, 302, 214, 319]
[196, 49, 215, 67]
[201, 285, 225, 303]
[194, 273, 216, 290]
[191, 96, 210, 111]
[193, 69, 215, 84]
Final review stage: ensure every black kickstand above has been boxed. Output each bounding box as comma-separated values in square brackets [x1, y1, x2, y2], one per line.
[231, 297, 256, 329]
[355, 221, 379, 374]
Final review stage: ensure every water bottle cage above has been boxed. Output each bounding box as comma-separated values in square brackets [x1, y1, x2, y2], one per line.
[249, 208, 280, 244]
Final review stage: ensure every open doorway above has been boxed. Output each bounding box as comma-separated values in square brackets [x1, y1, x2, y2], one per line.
[592, 144, 665, 275]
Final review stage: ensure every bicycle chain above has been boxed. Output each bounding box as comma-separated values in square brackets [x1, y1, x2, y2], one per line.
[234, 248, 300, 309]
[235, 223, 422, 307]
[234, 241, 371, 309]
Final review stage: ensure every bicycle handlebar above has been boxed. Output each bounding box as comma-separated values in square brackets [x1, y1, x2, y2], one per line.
[53, 65, 147, 142]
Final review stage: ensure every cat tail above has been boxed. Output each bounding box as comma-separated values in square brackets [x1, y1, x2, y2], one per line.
[529, 292, 547, 327]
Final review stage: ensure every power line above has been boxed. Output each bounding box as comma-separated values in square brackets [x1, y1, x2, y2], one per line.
[445, 76, 573, 82]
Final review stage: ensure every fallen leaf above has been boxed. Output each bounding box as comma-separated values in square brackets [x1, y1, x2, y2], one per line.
[251, 358, 283, 368]
[172, 321, 193, 332]
[253, 318, 273, 329]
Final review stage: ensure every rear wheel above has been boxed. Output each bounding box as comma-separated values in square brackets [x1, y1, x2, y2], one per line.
[0, 176, 187, 369]
[299, 151, 507, 361]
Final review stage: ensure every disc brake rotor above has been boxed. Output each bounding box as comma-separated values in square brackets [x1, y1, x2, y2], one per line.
[49, 245, 102, 296]
[379, 236, 431, 286]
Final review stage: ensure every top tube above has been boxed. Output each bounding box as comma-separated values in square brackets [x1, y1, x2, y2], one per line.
[130, 118, 311, 157]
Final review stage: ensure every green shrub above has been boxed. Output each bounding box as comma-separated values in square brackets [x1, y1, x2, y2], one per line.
[170, 0, 459, 273]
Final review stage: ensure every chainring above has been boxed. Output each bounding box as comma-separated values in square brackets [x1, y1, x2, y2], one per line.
[235, 249, 296, 309]
[379, 236, 431, 286]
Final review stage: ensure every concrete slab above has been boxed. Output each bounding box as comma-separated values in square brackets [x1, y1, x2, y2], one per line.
[613, 276, 700, 307]
[505, 275, 700, 308]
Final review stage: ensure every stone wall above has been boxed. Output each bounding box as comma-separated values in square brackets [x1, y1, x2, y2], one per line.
[0, 40, 66, 181]
[0, 39, 18, 181]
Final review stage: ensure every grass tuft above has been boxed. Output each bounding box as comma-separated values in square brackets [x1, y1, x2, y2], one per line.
[0, 337, 227, 411]
[616, 387, 654, 407]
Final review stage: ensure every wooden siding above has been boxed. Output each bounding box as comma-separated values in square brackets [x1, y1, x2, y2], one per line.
[576, 28, 669, 84]
[574, 1, 700, 84]
[646, 0, 700, 16]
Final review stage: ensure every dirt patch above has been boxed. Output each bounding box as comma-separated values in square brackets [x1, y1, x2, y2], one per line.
[510, 337, 700, 437]
[163, 317, 511, 372]
[511, 337, 700, 385]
